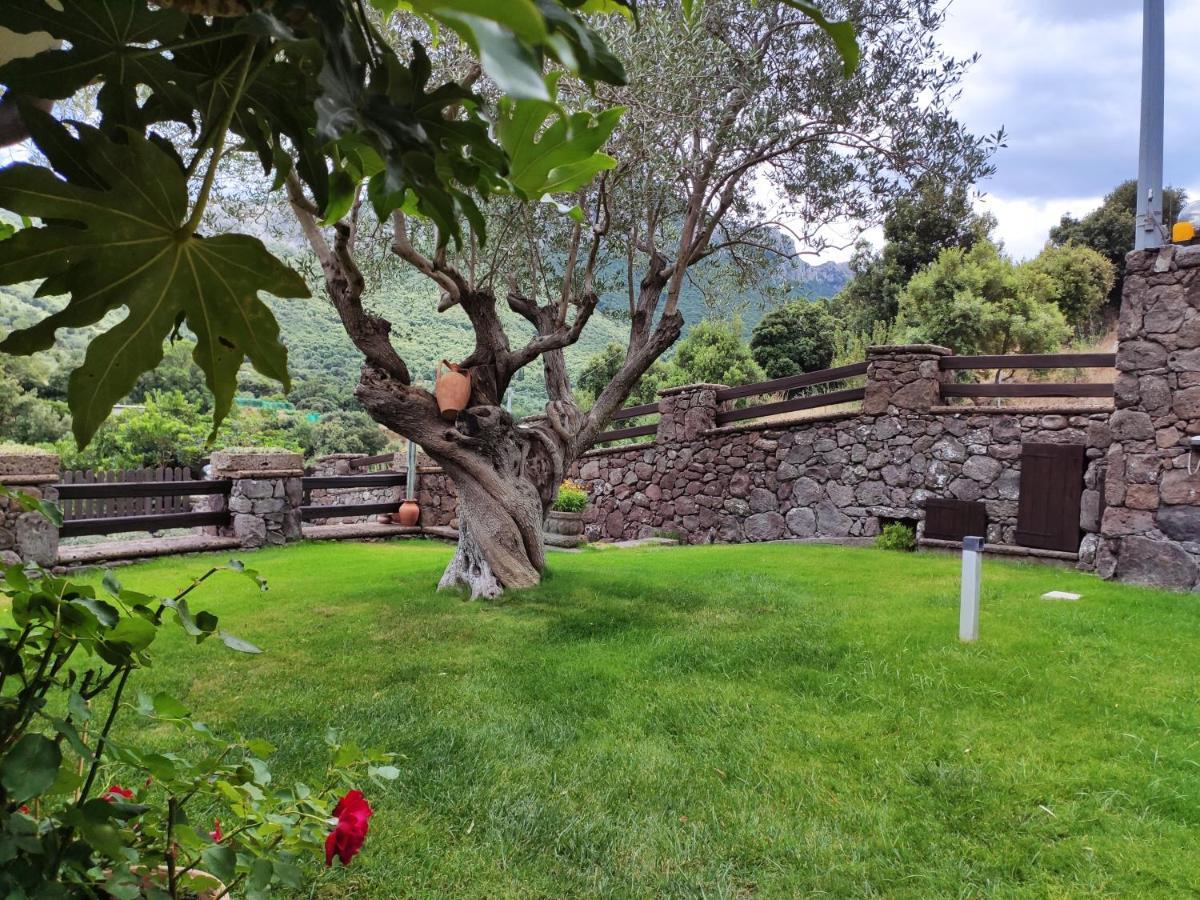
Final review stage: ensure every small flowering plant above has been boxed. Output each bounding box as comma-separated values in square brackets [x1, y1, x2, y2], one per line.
[99, 710, 396, 898]
[551, 479, 588, 513]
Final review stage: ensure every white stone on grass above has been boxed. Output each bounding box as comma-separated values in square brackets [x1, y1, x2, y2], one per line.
[1041, 591, 1081, 601]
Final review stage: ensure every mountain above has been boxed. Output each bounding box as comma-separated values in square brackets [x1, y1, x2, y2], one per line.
[1, 238, 850, 419]
[593, 242, 851, 336]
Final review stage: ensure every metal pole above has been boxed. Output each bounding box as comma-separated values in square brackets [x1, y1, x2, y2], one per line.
[405, 439, 417, 501]
[959, 536, 983, 642]
[1135, 0, 1165, 250]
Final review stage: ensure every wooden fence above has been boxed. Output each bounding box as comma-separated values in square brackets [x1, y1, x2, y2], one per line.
[57, 476, 231, 538]
[938, 353, 1116, 400]
[299, 472, 407, 522]
[589, 350, 1117, 443]
[596, 402, 661, 443]
[60, 467, 197, 521]
[714, 361, 869, 425]
[347, 452, 398, 472]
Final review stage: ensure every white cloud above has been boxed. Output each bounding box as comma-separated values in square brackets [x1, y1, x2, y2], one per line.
[975, 193, 1099, 261]
[801, 0, 1200, 264]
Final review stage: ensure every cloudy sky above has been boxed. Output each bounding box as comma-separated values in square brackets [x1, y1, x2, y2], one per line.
[934, 0, 1199, 260]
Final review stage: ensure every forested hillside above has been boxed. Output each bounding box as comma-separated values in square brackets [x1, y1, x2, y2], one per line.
[2, 239, 848, 420]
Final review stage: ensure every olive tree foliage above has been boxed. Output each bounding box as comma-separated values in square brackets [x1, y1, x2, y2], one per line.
[282, 0, 994, 595]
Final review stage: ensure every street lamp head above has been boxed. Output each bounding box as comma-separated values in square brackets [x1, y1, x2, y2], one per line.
[1171, 199, 1200, 244]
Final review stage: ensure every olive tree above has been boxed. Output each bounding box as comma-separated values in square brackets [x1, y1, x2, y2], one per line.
[0, 0, 991, 597]
[284, 0, 993, 596]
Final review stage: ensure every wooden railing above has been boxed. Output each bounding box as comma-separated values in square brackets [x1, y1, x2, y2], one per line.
[57, 479, 231, 538]
[596, 401, 661, 443]
[347, 452, 397, 471]
[299, 472, 407, 522]
[714, 362, 869, 426]
[60, 467, 197, 521]
[938, 353, 1116, 400]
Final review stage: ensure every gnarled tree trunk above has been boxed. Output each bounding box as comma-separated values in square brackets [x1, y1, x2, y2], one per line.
[356, 371, 582, 599]
[288, 180, 682, 599]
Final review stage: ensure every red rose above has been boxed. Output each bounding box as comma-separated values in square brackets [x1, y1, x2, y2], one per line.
[103, 785, 134, 802]
[210, 819, 223, 842]
[324, 790, 372, 867]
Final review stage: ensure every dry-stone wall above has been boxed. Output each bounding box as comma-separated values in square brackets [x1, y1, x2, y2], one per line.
[307, 453, 402, 524]
[211, 449, 303, 549]
[574, 407, 1106, 550]
[1094, 245, 1200, 589]
[0, 450, 59, 566]
[412, 465, 457, 529]
[302, 451, 458, 529]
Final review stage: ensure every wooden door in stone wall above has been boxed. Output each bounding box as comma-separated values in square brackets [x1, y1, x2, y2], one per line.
[1015, 443, 1086, 552]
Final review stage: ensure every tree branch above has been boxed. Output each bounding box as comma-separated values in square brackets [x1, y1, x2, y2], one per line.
[391, 211, 466, 305]
[286, 174, 411, 384]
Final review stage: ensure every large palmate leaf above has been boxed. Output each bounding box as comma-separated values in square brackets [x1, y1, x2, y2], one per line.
[159, 18, 332, 210]
[497, 93, 624, 200]
[0, 0, 190, 127]
[374, 0, 628, 100]
[0, 122, 308, 447]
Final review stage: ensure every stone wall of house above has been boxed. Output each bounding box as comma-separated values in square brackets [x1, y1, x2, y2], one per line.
[1093, 245, 1200, 590]
[0, 450, 60, 567]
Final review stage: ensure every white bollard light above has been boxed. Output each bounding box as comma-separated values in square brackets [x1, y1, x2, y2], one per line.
[959, 536, 983, 642]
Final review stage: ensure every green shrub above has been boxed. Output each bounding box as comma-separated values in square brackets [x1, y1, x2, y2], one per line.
[876, 521, 917, 552]
[552, 480, 588, 513]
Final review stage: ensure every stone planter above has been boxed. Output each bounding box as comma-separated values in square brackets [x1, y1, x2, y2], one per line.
[545, 510, 584, 538]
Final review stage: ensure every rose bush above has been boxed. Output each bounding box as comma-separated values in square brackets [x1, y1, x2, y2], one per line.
[0, 491, 397, 898]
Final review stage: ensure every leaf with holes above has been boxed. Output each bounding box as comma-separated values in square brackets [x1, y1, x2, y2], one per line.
[0, 123, 308, 447]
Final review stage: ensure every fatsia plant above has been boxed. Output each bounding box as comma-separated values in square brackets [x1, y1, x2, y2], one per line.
[0, 0, 644, 445]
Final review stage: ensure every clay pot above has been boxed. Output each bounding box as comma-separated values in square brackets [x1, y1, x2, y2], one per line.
[435, 360, 471, 422]
[393, 499, 420, 527]
[546, 510, 584, 537]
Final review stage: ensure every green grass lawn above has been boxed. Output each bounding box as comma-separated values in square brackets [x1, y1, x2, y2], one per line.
[95, 540, 1199, 898]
